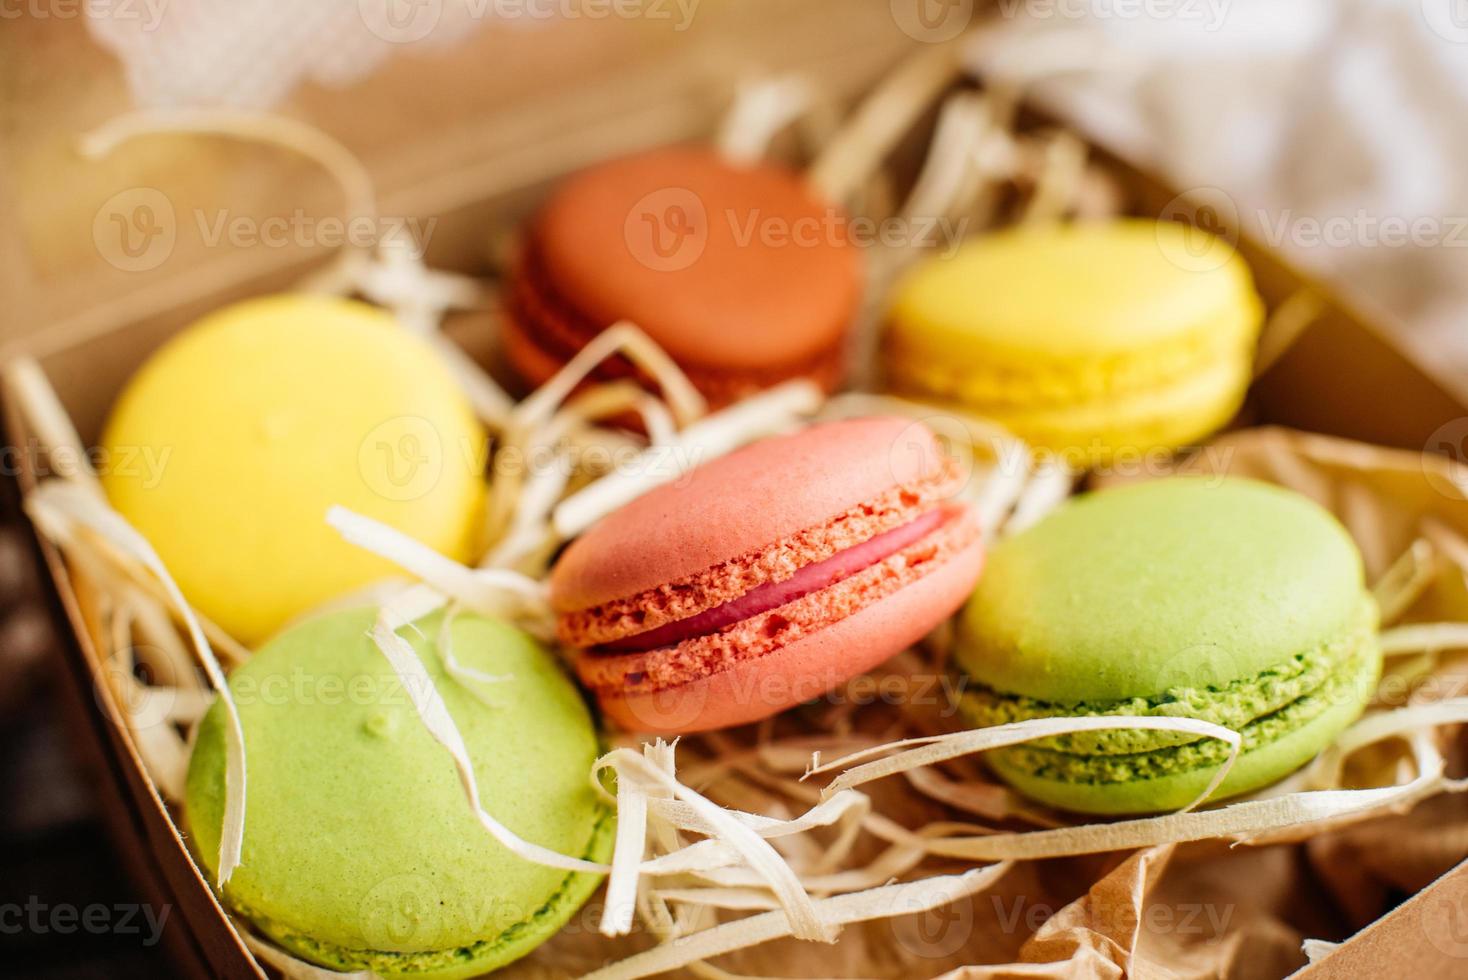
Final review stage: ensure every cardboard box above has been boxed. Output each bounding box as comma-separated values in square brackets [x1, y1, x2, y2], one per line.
[3, 13, 1465, 978]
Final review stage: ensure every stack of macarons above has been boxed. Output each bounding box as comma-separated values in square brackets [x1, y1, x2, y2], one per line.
[186, 608, 611, 979]
[884, 220, 1265, 465]
[504, 145, 864, 407]
[551, 416, 986, 733]
[952, 477, 1380, 814]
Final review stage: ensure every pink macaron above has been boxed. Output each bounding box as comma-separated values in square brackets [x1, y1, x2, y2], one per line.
[550, 416, 986, 734]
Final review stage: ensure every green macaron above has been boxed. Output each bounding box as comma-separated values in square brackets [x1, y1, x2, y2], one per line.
[186, 608, 612, 979]
[954, 477, 1381, 815]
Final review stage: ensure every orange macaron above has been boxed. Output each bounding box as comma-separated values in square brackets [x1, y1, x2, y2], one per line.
[504, 145, 864, 407]
[550, 416, 985, 734]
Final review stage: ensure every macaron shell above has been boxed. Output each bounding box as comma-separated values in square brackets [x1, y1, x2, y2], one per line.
[888, 220, 1261, 356]
[186, 609, 608, 977]
[957, 477, 1367, 702]
[552, 416, 951, 612]
[985, 639, 1381, 815]
[501, 298, 847, 406]
[531, 145, 862, 371]
[596, 520, 986, 733]
[923, 355, 1250, 460]
[101, 295, 487, 645]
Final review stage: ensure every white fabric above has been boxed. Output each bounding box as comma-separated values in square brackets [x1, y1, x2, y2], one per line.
[85, 0, 512, 109]
[967, 0, 1468, 376]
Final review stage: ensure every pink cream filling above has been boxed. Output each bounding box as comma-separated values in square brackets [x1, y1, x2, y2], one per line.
[597, 507, 950, 654]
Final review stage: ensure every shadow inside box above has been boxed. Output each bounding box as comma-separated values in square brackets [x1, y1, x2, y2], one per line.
[1, 688, 179, 980]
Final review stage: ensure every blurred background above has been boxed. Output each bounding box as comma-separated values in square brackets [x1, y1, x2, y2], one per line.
[2, 1, 1465, 976]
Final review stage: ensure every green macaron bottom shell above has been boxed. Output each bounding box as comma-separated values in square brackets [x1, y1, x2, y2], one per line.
[961, 598, 1378, 758]
[962, 616, 1381, 815]
[186, 608, 611, 980]
[246, 810, 614, 979]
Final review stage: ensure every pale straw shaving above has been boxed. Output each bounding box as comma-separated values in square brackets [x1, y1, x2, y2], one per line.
[807, 40, 966, 205]
[2, 359, 105, 498]
[5, 359, 249, 665]
[553, 380, 824, 538]
[1373, 538, 1438, 624]
[1004, 458, 1075, 534]
[107, 604, 191, 800]
[485, 381, 677, 573]
[1340, 481, 1391, 579]
[421, 330, 516, 428]
[1017, 130, 1089, 226]
[716, 74, 817, 166]
[601, 751, 652, 936]
[79, 109, 376, 229]
[896, 94, 996, 232]
[1378, 623, 1468, 656]
[242, 932, 380, 980]
[79, 109, 512, 429]
[1301, 938, 1342, 964]
[515, 321, 706, 432]
[364, 590, 608, 875]
[125, 589, 201, 688]
[919, 703, 1468, 863]
[808, 715, 1243, 815]
[927, 779, 1445, 863]
[326, 506, 552, 632]
[596, 743, 836, 943]
[850, 92, 997, 389]
[582, 865, 1012, 980]
[433, 609, 513, 709]
[1254, 288, 1326, 379]
[1321, 699, 1468, 760]
[26, 481, 248, 886]
[1259, 432, 1337, 506]
[1424, 517, 1468, 574]
[900, 765, 1064, 828]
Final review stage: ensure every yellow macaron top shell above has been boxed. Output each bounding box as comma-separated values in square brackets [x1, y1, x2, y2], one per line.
[889, 219, 1262, 359]
[101, 295, 487, 645]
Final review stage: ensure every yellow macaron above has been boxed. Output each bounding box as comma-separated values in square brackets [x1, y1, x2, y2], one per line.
[101, 295, 487, 645]
[884, 220, 1264, 464]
